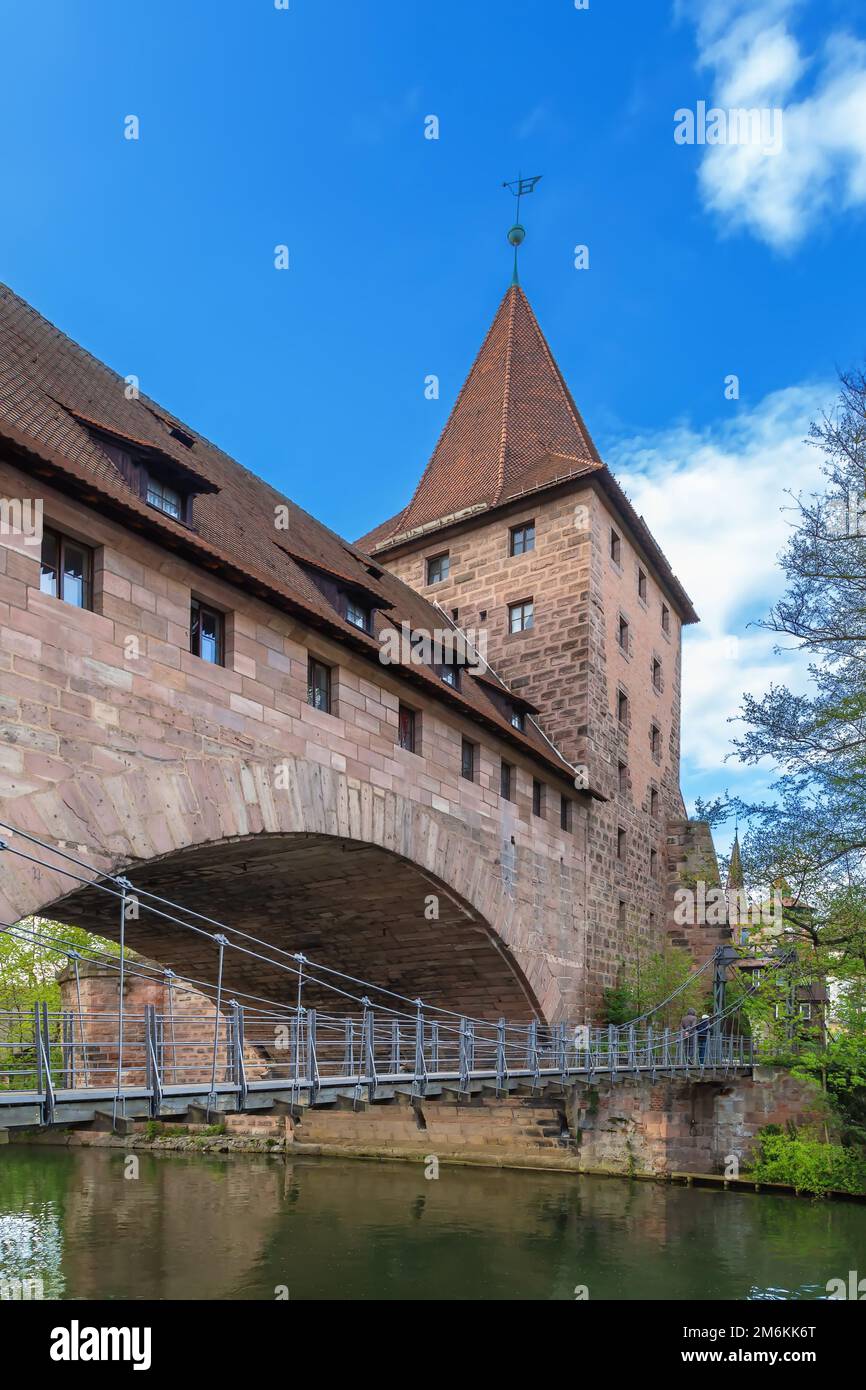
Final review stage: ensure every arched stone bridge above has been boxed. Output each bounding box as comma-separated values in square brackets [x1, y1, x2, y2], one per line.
[0, 750, 579, 1020]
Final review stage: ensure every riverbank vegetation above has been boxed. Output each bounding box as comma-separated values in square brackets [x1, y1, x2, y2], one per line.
[698, 363, 866, 1195]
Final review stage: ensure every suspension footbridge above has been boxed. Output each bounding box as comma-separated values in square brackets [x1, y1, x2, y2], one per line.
[0, 824, 767, 1132]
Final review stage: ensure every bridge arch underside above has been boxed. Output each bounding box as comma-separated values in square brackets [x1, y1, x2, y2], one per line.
[42, 833, 540, 1021]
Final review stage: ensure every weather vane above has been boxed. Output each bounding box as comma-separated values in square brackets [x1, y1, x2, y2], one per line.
[502, 173, 543, 285]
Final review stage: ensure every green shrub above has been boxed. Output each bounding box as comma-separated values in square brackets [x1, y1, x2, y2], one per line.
[750, 1129, 866, 1196]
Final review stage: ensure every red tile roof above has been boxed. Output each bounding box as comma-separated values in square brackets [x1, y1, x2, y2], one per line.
[356, 285, 698, 625]
[366, 286, 602, 544]
[0, 282, 597, 793]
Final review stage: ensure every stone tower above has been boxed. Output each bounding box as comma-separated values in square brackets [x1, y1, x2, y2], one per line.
[358, 284, 711, 998]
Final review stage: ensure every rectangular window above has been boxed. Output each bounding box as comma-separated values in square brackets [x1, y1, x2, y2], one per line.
[560, 795, 572, 832]
[618, 898, 627, 929]
[650, 723, 661, 758]
[618, 761, 628, 795]
[638, 567, 647, 602]
[40, 528, 92, 610]
[617, 827, 626, 860]
[650, 848, 658, 877]
[345, 599, 369, 631]
[509, 521, 535, 556]
[509, 707, 525, 732]
[307, 656, 332, 713]
[190, 599, 224, 666]
[650, 787, 659, 817]
[426, 552, 450, 584]
[146, 475, 183, 520]
[461, 738, 476, 782]
[509, 599, 534, 633]
[398, 704, 417, 753]
[661, 603, 671, 635]
[617, 690, 629, 726]
[532, 779, 544, 817]
[610, 528, 621, 564]
[618, 615, 629, 652]
[652, 657, 662, 691]
[799, 1002, 812, 1020]
[500, 761, 514, 801]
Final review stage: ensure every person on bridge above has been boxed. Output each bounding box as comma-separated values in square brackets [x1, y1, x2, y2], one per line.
[696, 1014, 712, 1064]
[680, 1007, 698, 1059]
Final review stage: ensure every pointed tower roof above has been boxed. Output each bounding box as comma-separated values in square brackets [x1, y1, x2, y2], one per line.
[357, 283, 699, 624]
[726, 831, 745, 893]
[359, 284, 603, 547]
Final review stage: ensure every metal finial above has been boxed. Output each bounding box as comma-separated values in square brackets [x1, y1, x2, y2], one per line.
[502, 174, 542, 286]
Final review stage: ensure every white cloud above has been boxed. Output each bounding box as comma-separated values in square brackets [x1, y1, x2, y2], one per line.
[609, 381, 832, 775]
[678, 0, 866, 249]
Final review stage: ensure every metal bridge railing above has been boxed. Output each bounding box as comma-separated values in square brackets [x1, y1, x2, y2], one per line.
[0, 1000, 758, 1126]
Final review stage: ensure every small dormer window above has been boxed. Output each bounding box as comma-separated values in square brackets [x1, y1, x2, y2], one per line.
[345, 598, 370, 631]
[146, 475, 183, 520]
[438, 664, 459, 689]
[510, 708, 525, 732]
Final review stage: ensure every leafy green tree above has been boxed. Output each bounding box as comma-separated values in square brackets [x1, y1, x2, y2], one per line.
[0, 919, 118, 1084]
[697, 365, 866, 1139]
[602, 944, 711, 1029]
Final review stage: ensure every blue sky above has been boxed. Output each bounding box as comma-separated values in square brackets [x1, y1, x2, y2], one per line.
[2, 0, 865, 845]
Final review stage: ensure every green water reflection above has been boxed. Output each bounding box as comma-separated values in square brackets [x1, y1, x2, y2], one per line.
[0, 1146, 863, 1300]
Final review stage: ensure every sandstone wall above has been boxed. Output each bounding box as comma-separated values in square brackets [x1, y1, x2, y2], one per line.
[376, 481, 694, 1001]
[0, 457, 595, 1020]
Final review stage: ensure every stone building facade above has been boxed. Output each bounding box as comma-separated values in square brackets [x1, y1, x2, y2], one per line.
[359, 285, 718, 995]
[0, 277, 721, 1024]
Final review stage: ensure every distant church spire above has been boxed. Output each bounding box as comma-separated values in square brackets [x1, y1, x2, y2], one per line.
[502, 174, 542, 287]
[727, 829, 745, 893]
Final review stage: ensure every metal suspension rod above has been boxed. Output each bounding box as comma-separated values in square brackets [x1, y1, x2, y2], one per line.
[208, 935, 228, 1114]
[113, 879, 130, 1125]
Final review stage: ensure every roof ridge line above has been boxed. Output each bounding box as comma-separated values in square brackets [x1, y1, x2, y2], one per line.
[493, 286, 519, 505]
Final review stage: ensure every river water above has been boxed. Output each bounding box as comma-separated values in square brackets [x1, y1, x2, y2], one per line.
[0, 1146, 862, 1300]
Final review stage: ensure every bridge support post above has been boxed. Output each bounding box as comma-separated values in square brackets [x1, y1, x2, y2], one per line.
[38, 1002, 54, 1127]
[412, 1000, 427, 1099]
[458, 1017, 472, 1095]
[207, 933, 229, 1118]
[495, 1018, 507, 1092]
[231, 1001, 248, 1110]
[145, 1003, 163, 1118]
[113, 876, 133, 1128]
[556, 1022, 567, 1079]
[356, 998, 376, 1108]
[306, 1008, 319, 1104]
[527, 1020, 539, 1089]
